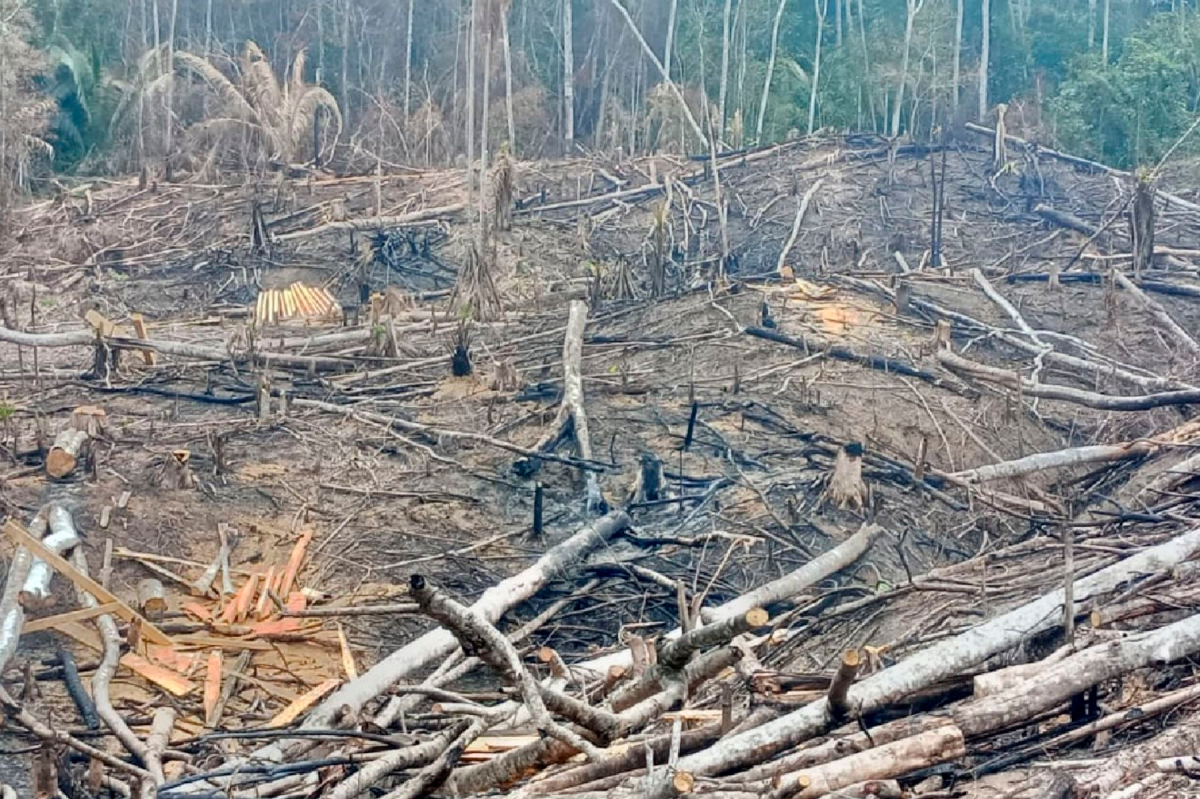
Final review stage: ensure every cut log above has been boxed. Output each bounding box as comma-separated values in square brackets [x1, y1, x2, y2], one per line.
[779, 725, 965, 797]
[137, 579, 167, 618]
[20, 506, 81, 609]
[949, 441, 1154, 485]
[144, 707, 175, 786]
[0, 510, 50, 673]
[46, 428, 89, 479]
[667, 523, 1200, 779]
[827, 650, 861, 719]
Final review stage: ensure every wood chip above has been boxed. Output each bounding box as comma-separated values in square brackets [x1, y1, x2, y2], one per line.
[279, 530, 313, 597]
[337, 623, 358, 679]
[57, 622, 194, 696]
[267, 679, 340, 728]
[203, 651, 222, 727]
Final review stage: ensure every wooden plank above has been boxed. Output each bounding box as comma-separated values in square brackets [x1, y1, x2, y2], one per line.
[279, 530, 313, 596]
[267, 679, 340, 728]
[172, 635, 273, 651]
[56, 622, 194, 696]
[336, 623, 358, 680]
[129, 313, 157, 365]
[203, 651, 222, 727]
[23, 602, 122, 634]
[4, 521, 173, 646]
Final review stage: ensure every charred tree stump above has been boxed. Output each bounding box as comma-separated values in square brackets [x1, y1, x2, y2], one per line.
[1130, 174, 1155, 279]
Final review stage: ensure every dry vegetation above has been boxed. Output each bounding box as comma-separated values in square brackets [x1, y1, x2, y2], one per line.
[1, 128, 1200, 798]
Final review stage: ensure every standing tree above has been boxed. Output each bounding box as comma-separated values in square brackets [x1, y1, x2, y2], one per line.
[892, 0, 925, 138]
[1101, 0, 1111, 63]
[664, 0, 679, 80]
[757, 0, 789, 143]
[808, 0, 829, 135]
[563, 0, 574, 153]
[718, 0, 733, 133]
[953, 0, 964, 111]
[403, 0, 414, 117]
[501, 0, 516, 153]
[979, 0, 991, 121]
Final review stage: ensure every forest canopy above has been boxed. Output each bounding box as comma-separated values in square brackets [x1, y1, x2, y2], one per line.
[1, 0, 1198, 198]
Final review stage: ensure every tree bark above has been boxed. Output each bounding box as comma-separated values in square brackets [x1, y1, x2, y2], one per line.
[757, 0, 789, 143]
[1101, 0, 1110, 64]
[892, 0, 923, 138]
[502, 4, 516, 153]
[46, 428, 89, 479]
[298, 511, 631, 731]
[978, 0, 990, 120]
[781, 726, 966, 797]
[1111, 271, 1200, 356]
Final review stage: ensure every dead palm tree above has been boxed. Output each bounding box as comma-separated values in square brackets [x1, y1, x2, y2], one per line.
[176, 42, 343, 164]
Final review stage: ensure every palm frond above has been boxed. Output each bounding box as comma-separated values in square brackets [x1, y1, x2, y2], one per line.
[242, 40, 284, 130]
[175, 50, 260, 126]
[288, 49, 308, 101]
[289, 86, 342, 159]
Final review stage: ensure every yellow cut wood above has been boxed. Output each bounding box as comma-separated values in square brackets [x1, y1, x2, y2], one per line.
[23, 602, 123, 634]
[267, 679, 340, 728]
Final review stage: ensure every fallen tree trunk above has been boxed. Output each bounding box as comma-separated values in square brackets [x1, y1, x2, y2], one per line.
[949, 442, 1154, 485]
[273, 203, 466, 242]
[778, 725, 966, 797]
[776, 180, 824, 274]
[965, 123, 1200, 215]
[20, 506, 81, 608]
[746, 327, 974, 396]
[1111, 271, 1200, 356]
[0, 509, 49, 671]
[938, 349, 1200, 411]
[513, 300, 603, 512]
[0, 326, 356, 372]
[46, 429, 89, 479]
[664, 524, 1200, 779]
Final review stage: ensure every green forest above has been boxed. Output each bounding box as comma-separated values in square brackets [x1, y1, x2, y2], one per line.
[1, 0, 1198, 199]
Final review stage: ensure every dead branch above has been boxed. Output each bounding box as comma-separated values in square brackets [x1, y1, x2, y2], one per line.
[409, 574, 602, 759]
[273, 203, 466, 242]
[827, 650, 861, 720]
[298, 511, 629, 735]
[938, 349, 1200, 410]
[747, 327, 973, 396]
[328, 723, 471, 799]
[776, 179, 824, 274]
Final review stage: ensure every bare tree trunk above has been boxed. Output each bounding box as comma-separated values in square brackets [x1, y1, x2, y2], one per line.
[502, 5, 516, 153]
[892, 0, 923, 138]
[952, 0, 963, 112]
[1101, 0, 1110, 64]
[340, 0, 351, 130]
[1088, 0, 1097, 49]
[856, 0, 876, 131]
[163, 0, 177, 163]
[719, 0, 733, 134]
[481, 14, 493, 210]
[978, 0, 990, 121]
[605, 0, 708, 148]
[563, 0, 575, 153]
[152, 0, 162, 77]
[756, 0, 789, 143]
[807, 0, 827, 135]
[467, 0, 477, 207]
[834, 0, 842, 47]
[664, 0, 679, 80]
[404, 0, 414, 117]
[204, 0, 212, 55]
